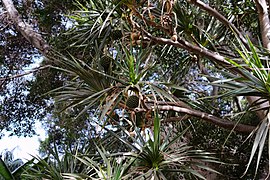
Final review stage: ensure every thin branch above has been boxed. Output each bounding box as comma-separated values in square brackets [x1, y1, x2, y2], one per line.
[0, 65, 51, 81]
[141, 27, 241, 72]
[2, 0, 50, 54]
[187, 0, 248, 48]
[145, 30, 225, 61]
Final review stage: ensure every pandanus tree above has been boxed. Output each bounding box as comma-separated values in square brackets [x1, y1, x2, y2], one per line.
[2, 0, 270, 178]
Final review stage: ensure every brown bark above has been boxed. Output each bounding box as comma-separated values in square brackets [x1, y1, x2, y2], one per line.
[142, 28, 228, 65]
[247, 0, 270, 120]
[255, 0, 270, 50]
[162, 116, 189, 123]
[141, 28, 244, 76]
[135, 101, 256, 133]
[2, 0, 49, 54]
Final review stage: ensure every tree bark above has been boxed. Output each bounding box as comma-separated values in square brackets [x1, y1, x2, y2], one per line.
[247, 0, 270, 120]
[142, 28, 243, 75]
[135, 101, 256, 133]
[255, 0, 270, 50]
[2, 0, 49, 54]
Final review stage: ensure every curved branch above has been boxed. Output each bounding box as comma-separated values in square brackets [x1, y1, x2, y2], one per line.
[143, 29, 226, 62]
[187, 0, 248, 48]
[2, 0, 50, 54]
[141, 28, 243, 74]
[135, 101, 256, 133]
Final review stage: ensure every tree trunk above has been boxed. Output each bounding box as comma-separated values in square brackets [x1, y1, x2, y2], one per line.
[2, 0, 49, 54]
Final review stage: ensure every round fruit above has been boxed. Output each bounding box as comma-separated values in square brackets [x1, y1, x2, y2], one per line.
[126, 95, 139, 108]
[100, 55, 113, 69]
